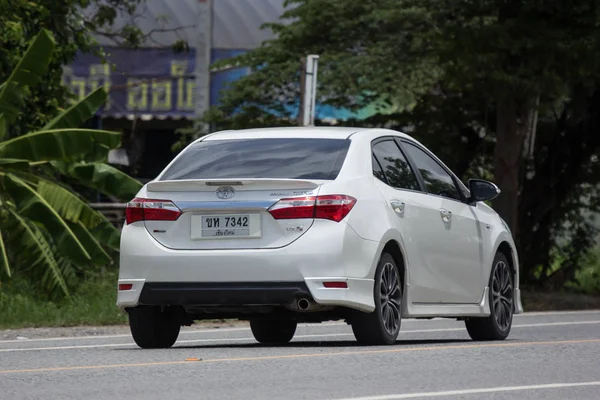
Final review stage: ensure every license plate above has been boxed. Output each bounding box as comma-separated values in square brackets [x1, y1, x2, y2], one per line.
[191, 214, 262, 239]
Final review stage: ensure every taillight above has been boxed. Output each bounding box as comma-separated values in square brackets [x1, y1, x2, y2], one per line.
[268, 195, 356, 222]
[125, 198, 182, 224]
[268, 196, 316, 219]
[314, 195, 357, 222]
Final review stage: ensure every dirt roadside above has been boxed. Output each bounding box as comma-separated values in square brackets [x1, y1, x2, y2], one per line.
[0, 320, 248, 341]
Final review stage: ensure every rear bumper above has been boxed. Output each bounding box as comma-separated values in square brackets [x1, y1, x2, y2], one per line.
[138, 281, 311, 306]
[117, 219, 380, 312]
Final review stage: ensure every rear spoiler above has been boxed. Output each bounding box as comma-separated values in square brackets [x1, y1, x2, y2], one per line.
[146, 178, 322, 193]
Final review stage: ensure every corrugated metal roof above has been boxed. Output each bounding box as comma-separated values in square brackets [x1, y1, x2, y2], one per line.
[92, 0, 286, 50]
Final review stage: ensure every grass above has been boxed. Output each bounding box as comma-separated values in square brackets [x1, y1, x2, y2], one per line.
[521, 289, 600, 311]
[1, 270, 599, 330]
[0, 270, 127, 329]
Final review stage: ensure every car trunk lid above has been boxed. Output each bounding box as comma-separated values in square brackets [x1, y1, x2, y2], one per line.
[141, 179, 322, 250]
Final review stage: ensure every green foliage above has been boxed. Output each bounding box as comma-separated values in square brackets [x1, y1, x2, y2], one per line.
[192, 0, 600, 291]
[0, 129, 121, 162]
[56, 161, 143, 200]
[42, 89, 110, 131]
[0, 0, 174, 140]
[570, 246, 600, 295]
[0, 29, 142, 298]
[201, 0, 595, 126]
[0, 269, 127, 329]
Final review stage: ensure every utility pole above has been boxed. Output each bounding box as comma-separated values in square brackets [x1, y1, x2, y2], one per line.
[298, 54, 319, 126]
[194, 0, 212, 133]
[297, 57, 306, 126]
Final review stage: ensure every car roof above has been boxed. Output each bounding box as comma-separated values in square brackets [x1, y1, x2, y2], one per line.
[199, 126, 412, 141]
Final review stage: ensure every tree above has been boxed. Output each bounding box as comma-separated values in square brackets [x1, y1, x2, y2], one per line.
[0, 29, 141, 297]
[0, 0, 186, 140]
[192, 0, 600, 287]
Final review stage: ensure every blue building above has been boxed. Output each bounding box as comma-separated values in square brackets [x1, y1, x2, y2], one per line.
[63, 0, 289, 178]
[64, 0, 287, 121]
[62, 0, 371, 178]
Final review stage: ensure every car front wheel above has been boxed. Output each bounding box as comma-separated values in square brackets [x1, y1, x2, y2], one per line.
[465, 251, 514, 341]
[128, 306, 181, 349]
[351, 252, 402, 345]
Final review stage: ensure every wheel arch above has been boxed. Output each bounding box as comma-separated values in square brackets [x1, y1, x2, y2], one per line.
[496, 241, 515, 274]
[380, 239, 406, 289]
[372, 227, 409, 282]
[494, 238, 519, 285]
[493, 237, 521, 309]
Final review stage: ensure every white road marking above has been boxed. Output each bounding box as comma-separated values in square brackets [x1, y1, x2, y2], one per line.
[1, 310, 597, 344]
[514, 309, 600, 317]
[1, 320, 598, 353]
[0, 326, 249, 344]
[0, 323, 343, 344]
[0, 333, 351, 352]
[331, 381, 600, 399]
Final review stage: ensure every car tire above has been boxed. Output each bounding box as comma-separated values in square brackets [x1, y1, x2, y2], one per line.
[128, 306, 181, 349]
[465, 251, 514, 341]
[351, 252, 402, 345]
[250, 320, 297, 344]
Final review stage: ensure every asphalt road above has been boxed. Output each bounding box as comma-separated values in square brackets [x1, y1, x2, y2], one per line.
[1, 310, 599, 400]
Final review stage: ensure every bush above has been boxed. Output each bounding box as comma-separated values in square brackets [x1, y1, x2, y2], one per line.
[0, 269, 126, 329]
[566, 246, 600, 295]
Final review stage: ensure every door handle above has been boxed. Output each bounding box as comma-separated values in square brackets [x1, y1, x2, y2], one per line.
[439, 208, 452, 222]
[391, 200, 406, 215]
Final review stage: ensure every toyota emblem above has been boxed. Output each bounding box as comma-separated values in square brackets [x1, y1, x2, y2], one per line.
[216, 186, 235, 199]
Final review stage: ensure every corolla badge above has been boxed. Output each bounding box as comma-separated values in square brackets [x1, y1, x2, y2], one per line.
[216, 186, 235, 199]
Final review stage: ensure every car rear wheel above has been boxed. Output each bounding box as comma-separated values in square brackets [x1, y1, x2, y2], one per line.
[465, 252, 514, 341]
[351, 252, 402, 345]
[250, 320, 297, 344]
[128, 306, 181, 349]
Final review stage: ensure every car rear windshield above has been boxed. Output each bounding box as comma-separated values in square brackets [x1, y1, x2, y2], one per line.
[159, 138, 351, 181]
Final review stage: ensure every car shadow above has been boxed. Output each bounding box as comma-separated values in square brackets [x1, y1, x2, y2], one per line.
[156, 338, 472, 350]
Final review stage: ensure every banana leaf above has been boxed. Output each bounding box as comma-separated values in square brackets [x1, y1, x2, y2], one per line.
[1, 173, 91, 264]
[42, 88, 107, 130]
[0, 114, 6, 139]
[63, 161, 142, 201]
[68, 221, 112, 266]
[0, 128, 121, 162]
[0, 228, 10, 277]
[0, 158, 31, 172]
[37, 179, 104, 228]
[0, 29, 54, 137]
[90, 219, 121, 252]
[7, 208, 69, 296]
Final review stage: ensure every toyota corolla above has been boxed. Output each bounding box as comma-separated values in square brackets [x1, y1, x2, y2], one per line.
[118, 127, 523, 348]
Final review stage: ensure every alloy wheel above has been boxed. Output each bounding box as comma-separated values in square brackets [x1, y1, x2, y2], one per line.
[380, 262, 402, 335]
[492, 260, 513, 331]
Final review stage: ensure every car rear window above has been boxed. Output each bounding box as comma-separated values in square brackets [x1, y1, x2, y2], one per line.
[159, 138, 351, 181]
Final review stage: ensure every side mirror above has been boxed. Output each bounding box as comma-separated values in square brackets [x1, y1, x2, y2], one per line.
[468, 179, 500, 203]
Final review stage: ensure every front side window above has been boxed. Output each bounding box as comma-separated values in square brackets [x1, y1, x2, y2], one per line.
[372, 140, 420, 191]
[402, 142, 461, 200]
[160, 138, 351, 180]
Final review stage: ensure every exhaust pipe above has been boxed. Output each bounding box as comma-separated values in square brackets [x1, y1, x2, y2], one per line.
[297, 298, 311, 311]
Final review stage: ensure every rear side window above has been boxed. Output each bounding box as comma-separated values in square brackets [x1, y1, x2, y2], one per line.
[372, 140, 420, 191]
[372, 154, 387, 183]
[160, 138, 350, 180]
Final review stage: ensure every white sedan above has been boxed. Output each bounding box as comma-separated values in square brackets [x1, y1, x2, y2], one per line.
[118, 127, 523, 348]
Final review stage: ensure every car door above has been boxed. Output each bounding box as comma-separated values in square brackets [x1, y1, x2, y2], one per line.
[371, 138, 449, 304]
[401, 140, 484, 304]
